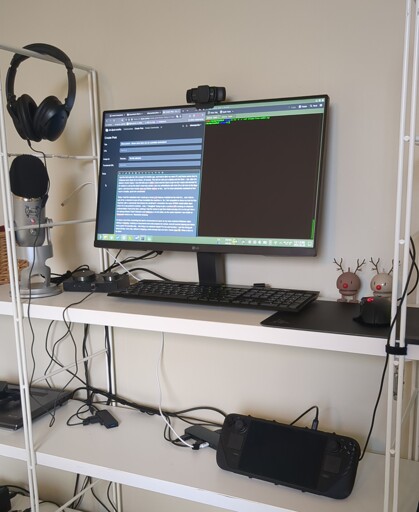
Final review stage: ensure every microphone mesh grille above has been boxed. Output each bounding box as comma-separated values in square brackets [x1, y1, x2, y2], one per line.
[9, 155, 49, 198]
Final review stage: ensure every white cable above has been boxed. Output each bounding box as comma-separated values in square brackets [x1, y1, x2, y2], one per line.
[61, 182, 93, 206]
[106, 251, 193, 448]
[104, 248, 141, 281]
[155, 332, 193, 448]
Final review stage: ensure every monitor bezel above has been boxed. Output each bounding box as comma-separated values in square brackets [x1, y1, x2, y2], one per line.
[94, 94, 329, 258]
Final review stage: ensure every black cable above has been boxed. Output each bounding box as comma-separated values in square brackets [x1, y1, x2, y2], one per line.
[82, 324, 97, 413]
[69, 475, 114, 512]
[164, 404, 227, 420]
[43, 320, 74, 382]
[399, 237, 418, 302]
[69, 386, 159, 416]
[43, 292, 94, 388]
[104, 326, 114, 401]
[358, 353, 389, 461]
[43, 321, 86, 387]
[17, 146, 82, 428]
[122, 250, 162, 262]
[0, 485, 29, 496]
[18, 152, 62, 426]
[289, 405, 319, 429]
[359, 236, 417, 461]
[27, 174, 46, 387]
[43, 320, 57, 388]
[68, 385, 227, 446]
[42, 298, 94, 384]
[70, 474, 89, 509]
[50, 265, 90, 285]
[33, 297, 111, 430]
[103, 250, 163, 273]
[66, 401, 99, 426]
[69, 473, 80, 509]
[125, 267, 171, 281]
[106, 482, 118, 512]
[90, 480, 113, 512]
[29, 297, 94, 427]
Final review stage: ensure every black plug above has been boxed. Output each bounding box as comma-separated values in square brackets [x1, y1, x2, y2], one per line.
[83, 415, 100, 426]
[83, 410, 118, 429]
[0, 486, 11, 512]
[192, 441, 209, 450]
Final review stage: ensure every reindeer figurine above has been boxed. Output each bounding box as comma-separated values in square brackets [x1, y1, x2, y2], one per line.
[370, 258, 393, 299]
[334, 258, 366, 303]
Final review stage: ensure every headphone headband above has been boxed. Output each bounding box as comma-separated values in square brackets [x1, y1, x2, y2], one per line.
[6, 43, 76, 113]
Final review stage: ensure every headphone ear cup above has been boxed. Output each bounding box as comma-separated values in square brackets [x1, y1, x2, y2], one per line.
[33, 95, 68, 142]
[14, 94, 40, 142]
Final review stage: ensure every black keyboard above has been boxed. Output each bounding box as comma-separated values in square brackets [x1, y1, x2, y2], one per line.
[109, 280, 319, 312]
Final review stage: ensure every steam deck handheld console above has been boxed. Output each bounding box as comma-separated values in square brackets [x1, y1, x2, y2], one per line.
[216, 414, 360, 499]
[63, 270, 130, 293]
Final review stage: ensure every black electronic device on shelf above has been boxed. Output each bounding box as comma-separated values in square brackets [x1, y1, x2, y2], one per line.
[0, 382, 71, 430]
[216, 413, 360, 500]
[63, 270, 130, 293]
[94, 95, 329, 286]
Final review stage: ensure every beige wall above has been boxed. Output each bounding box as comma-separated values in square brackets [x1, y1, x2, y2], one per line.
[0, 0, 405, 297]
[0, 1, 410, 510]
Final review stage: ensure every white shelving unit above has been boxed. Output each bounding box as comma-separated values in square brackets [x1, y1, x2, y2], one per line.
[0, 401, 417, 512]
[0, 286, 418, 359]
[1, 5, 419, 508]
[0, 43, 103, 511]
[0, 289, 418, 512]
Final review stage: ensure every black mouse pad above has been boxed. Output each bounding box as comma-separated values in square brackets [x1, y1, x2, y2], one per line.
[261, 300, 419, 345]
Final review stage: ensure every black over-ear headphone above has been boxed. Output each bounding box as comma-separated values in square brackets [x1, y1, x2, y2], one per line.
[5, 43, 76, 142]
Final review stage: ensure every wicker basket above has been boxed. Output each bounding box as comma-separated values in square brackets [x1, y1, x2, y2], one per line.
[0, 228, 28, 285]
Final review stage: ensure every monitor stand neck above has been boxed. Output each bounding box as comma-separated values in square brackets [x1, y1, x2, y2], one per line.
[197, 252, 226, 285]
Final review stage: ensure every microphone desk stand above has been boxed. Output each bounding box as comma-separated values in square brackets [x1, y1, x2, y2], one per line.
[16, 219, 61, 298]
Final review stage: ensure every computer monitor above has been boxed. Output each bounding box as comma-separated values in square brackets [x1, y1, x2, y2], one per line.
[94, 94, 329, 284]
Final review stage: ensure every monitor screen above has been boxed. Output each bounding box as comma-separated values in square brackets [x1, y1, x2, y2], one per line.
[94, 95, 329, 281]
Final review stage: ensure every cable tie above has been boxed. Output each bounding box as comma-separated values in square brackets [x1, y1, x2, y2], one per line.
[385, 343, 408, 356]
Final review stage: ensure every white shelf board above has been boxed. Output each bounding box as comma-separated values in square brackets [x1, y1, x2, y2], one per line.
[1, 401, 418, 512]
[1, 286, 416, 359]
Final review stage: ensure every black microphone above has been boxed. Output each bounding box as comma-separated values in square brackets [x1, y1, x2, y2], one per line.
[9, 154, 49, 247]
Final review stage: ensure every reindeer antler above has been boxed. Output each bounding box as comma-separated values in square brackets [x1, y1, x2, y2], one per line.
[354, 258, 366, 274]
[388, 260, 394, 275]
[370, 257, 380, 273]
[333, 258, 345, 273]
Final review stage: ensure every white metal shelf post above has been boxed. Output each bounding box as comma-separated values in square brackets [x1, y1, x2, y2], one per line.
[387, 0, 419, 511]
[0, 43, 103, 512]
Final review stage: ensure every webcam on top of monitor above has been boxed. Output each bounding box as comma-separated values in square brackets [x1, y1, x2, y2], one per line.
[186, 85, 226, 108]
